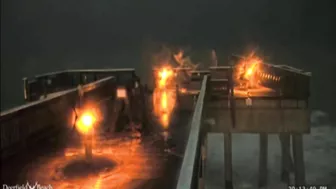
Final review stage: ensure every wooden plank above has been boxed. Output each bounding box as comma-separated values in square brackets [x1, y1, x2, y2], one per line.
[210, 99, 308, 109]
[209, 67, 232, 80]
[283, 110, 310, 133]
[206, 106, 310, 133]
[204, 133, 225, 189]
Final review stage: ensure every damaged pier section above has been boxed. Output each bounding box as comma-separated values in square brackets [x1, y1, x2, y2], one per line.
[1, 60, 315, 188]
[176, 59, 312, 189]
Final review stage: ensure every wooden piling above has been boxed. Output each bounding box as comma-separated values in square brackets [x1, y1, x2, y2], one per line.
[280, 133, 291, 183]
[224, 133, 233, 189]
[258, 134, 268, 187]
[292, 134, 305, 185]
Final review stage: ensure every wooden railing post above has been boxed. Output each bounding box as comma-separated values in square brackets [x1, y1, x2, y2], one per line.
[23, 77, 30, 101]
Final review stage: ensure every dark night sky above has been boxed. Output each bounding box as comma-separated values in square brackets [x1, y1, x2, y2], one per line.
[1, 0, 335, 119]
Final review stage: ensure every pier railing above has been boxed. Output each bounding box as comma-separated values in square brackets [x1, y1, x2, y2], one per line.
[176, 64, 311, 189]
[176, 75, 209, 189]
[1, 76, 117, 160]
[23, 69, 137, 102]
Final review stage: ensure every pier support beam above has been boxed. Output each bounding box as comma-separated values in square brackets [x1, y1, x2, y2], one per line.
[279, 133, 291, 183]
[224, 133, 233, 189]
[258, 134, 268, 187]
[292, 134, 305, 185]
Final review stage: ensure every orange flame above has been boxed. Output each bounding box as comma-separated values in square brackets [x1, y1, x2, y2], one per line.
[157, 67, 173, 89]
[161, 113, 169, 128]
[153, 66, 176, 128]
[74, 103, 101, 135]
[179, 88, 187, 94]
[76, 111, 97, 134]
[161, 91, 168, 109]
[235, 54, 263, 89]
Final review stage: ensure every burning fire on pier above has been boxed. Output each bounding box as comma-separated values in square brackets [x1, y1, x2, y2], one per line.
[76, 110, 97, 135]
[234, 54, 262, 89]
[152, 66, 176, 128]
[233, 53, 280, 97]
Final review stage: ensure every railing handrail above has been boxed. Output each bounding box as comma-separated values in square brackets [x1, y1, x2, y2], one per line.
[32, 68, 135, 79]
[23, 69, 138, 102]
[1, 76, 115, 118]
[67, 68, 135, 73]
[176, 75, 208, 189]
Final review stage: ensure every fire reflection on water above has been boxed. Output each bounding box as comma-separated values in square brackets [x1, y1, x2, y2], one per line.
[26, 135, 163, 189]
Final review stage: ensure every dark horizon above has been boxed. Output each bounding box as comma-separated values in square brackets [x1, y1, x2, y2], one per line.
[1, 0, 335, 121]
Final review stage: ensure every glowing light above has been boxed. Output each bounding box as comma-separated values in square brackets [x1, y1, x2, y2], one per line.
[161, 91, 168, 110]
[93, 176, 102, 189]
[180, 88, 187, 93]
[157, 67, 173, 89]
[76, 111, 96, 134]
[161, 113, 169, 128]
[235, 54, 262, 89]
[117, 88, 127, 98]
[83, 114, 94, 126]
[246, 67, 253, 77]
[153, 66, 176, 128]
